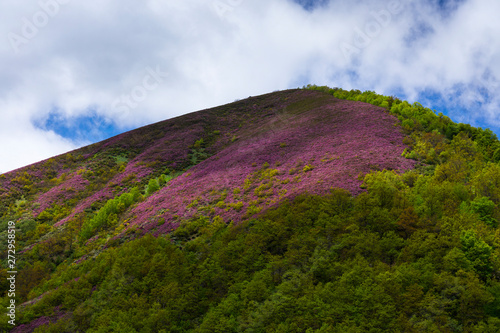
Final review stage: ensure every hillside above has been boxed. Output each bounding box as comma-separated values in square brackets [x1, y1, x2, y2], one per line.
[0, 89, 413, 242]
[2, 88, 500, 332]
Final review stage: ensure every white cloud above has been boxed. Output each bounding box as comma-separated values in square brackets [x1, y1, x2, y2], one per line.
[0, 98, 78, 173]
[0, 0, 499, 172]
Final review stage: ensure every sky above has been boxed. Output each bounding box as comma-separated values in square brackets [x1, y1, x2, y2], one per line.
[1, 0, 499, 173]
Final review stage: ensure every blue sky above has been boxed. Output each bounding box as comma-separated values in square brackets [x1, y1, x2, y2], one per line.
[1, 0, 499, 172]
[34, 108, 127, 145]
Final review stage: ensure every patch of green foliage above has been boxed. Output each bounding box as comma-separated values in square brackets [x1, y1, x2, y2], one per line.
[79, 187, 142, 242]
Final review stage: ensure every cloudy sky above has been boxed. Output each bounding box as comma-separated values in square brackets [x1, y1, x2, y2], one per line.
[1, 0, 499, 173]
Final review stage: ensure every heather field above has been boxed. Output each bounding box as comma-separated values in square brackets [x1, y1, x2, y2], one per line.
[130, 93, 416, 236]
[3, 88, 500, 332]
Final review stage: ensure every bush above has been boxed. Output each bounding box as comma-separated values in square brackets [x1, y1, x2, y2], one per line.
[303, 164, 314, 172]
[145, 178, 160, 196]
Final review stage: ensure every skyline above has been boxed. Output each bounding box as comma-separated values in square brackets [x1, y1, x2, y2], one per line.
[1, 0, 499, 172]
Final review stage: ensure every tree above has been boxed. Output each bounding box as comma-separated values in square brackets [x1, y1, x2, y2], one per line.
[470, 196, 498, 227]
[461, 231, 493, 280]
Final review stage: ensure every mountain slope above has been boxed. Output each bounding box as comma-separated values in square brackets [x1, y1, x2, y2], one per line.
[3, 88, 500, 332]
[1, 89, 413, 242]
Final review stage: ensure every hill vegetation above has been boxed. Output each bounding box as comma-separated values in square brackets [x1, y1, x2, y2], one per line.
[2, 87, 500, 332]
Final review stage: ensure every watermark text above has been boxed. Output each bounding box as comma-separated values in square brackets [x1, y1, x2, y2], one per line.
[8, 0, 71, 54]
[340, 1, 403, 60]
[6, 221, 17, 326]
[112, 66, 168, 115]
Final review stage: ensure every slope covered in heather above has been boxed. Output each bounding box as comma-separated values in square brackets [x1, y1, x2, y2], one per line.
[3, 88, 500, 332]
[0, 89, 413, 243]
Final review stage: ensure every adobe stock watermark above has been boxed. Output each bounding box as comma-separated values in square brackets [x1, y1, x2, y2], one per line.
[6, 221, 17, 326]
[212, 0, 244, 18]
[7, 0, 71, 54]
[112, 66, 168, 115]
[340, 1, 403, 60]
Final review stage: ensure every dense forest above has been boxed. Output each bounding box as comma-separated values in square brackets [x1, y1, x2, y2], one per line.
[2, 86, 500, 332]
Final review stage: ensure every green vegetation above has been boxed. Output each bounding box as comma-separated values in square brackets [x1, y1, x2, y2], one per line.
[7, 179, 500, 331]
[79, 187, 142, 242]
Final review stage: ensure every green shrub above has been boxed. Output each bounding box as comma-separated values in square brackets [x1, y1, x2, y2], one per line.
[79, 187, 141, 241]
[303, 164, 314, 172]
[145, 178, 160, 196]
